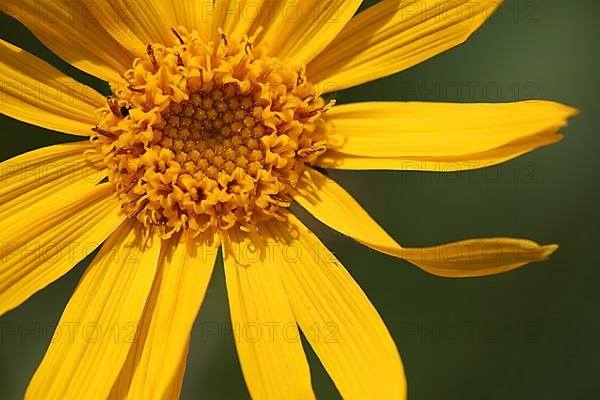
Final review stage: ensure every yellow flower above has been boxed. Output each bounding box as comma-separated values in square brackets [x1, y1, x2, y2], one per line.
[0, 0, 576, 399]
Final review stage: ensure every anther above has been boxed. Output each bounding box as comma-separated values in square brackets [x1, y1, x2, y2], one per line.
[92, 127, 118, 139]
[146, 45, 158, 71]
[120, 105, 131, 117]
[128, 198, 149, 218]
[220, 32, 228, 47]
[128, 85, 145, 93]
[298, 142, 327, 157]
[171, 27, 185, 44]
[115, 147, 134, 155]
[175, 52, 184, 67]
[107, 97, 120, 116]
[244, 42, 253, 56]
[270, 194, 291, 207]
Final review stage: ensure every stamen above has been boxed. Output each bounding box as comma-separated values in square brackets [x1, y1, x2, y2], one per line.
[244, 42, 253, 56]
[107, 97, 120, 116]
[146, 45, 158, 71]
[120, 105, 130, 117]
[128, 85, 145, 93]
[171, 27, 185, 44]
[298, 142, 327, 158]
[175, 52, 184, 67]
[91, 127, 117, 139]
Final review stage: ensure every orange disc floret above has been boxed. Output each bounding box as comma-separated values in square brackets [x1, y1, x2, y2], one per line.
[92, 27, 332, 238]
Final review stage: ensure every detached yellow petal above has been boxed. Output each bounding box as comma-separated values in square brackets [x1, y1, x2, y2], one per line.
[318, 101, 576, 171]
[110, 230, 219, 400]
[222, 228, 315, 400]
[0, 40, 105, 135]
[3, 1, 132, 81]
[0, 184, 123, 316]
[26, 222, 161, 400]
[309, 0, 501, 91]
[258, 0, 362, 65]
[0, 142, 105, 218]
[295, 168, 558, 277]
[265, 216, 406, 399]
[399, 239, 558, 278]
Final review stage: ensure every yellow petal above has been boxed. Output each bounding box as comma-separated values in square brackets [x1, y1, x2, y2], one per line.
[172, 0, 233, 41]
[318, 101, 576, 170]
[91, 0, 179, 55]
[399, 239, 559, 278]
[222, 228, 315, 399]
[26, 221, 162, 400]
[257, 0, 362, 65]
[3, 1, 132, 81]
[294, 169, 400, 255]
[0, 39, 105, 135]
[0, 183, 124, 316]
[109, 230, 219, 400]
[265, 216, 406, 399]
[295, 168, 558, 277]
[0, 142, 106, 219]
[309, 0, 501, 91]
[164, 338, 191, 400]
[318, 131, 563, 171]
[223, 0, 264, 40]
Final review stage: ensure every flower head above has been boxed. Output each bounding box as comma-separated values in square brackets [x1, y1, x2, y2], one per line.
[0, 0, 576, 399]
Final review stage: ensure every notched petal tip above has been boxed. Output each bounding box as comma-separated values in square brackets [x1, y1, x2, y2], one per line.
[539, 244, 559, 260]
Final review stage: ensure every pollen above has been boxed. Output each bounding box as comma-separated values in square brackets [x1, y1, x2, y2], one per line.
[92, 27, 332, 238]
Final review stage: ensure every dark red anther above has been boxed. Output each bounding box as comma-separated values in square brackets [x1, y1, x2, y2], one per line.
[146, 45, 158, 70]
[92, 127, 118, 139]
[175, 52, 184, 67]
[171, 27, 185, 45]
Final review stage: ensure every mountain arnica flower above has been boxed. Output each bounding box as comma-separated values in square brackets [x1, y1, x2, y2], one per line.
[0, 0, 576, 399]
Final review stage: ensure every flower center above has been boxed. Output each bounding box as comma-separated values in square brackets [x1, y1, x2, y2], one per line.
[93, 28, 331, 238]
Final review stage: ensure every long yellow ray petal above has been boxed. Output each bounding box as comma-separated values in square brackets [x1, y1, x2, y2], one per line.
[257, 0, 362, 65]
[171, 0, 229, 41]
[0, 183, 124, 316]
[90, 0, 180, 55]
[265, 215, 406, 399]
[163, 338, 191, 400]
[26, 221, 162, 400]
[222, 228, 315, 399]
[309, 0, 501, 91]
[222, 0, 264, 40]
[317, 131, 564, 171]
[322, 101, 576, 162]
[0, 142, 106, 218]
[0, 39, 105, 135]
[294, 168, 558, 277]
[3, 1, 133, 81]
[109, 230, 219, 400]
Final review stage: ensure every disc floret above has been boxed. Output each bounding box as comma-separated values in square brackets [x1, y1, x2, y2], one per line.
[93, 27, 331, 238]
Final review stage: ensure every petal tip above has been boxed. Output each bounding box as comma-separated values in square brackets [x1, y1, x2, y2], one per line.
[539, 244, 559, 260]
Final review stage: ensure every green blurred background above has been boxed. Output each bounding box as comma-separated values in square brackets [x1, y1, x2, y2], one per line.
[1, 0, 598, 398]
